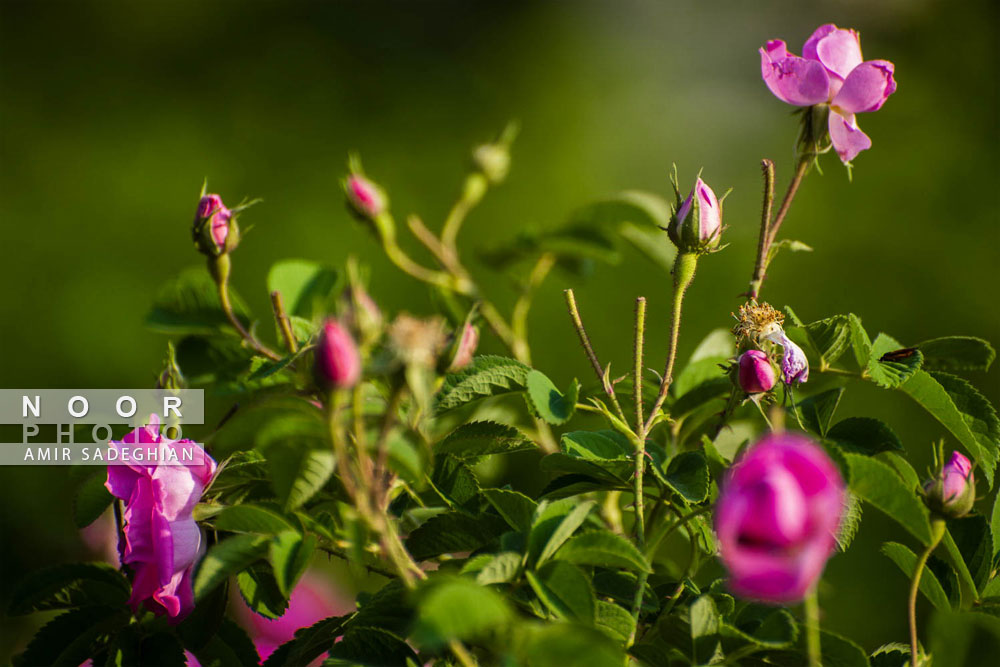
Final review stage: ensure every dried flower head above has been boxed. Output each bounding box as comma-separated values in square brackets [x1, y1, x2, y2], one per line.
[732, 302, 785, 342]
[388, 314, 448, 368]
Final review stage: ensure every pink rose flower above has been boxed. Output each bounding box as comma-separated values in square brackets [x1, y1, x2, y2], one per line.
[715, 433, 845, 603]
[738, 349, 777, 394]
[760, 24, 897, 163]
[923, 451, 975, 518]
[314, 319, 362, 389]
[195, 194, 233, 253]
[104, 415, 217, 621]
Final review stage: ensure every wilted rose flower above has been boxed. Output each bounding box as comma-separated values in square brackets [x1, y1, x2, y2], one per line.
[314, 319, 362, 390]
[738, 349, 777, 394]
[447, 323, 479, 372]
[715, 433, 845, 603]
[760, 24, 897, 163]
[345, 174, 386, 219]
[193, 194, 237, 256]
[668, 177, 722, 251]
[234, 570, 349, 664]
[104, 415, 217, 620]
[923, 451, 975, 518]
[762, 329, 809, 385]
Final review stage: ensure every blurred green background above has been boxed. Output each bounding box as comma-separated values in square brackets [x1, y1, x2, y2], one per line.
[1, 0, 997, 659]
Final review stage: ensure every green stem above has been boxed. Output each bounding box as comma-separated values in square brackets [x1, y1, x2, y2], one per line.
[633, 297, 647, 430]
[564, 289, 629, 425]
[213, 255, 282, 361]
[805, 587, 822, 667]
[910, 519, 947, 665]
[749, 157, 810, 301]
[644, 505, 712, 559]
[511, 252, 556, 365]
[441, 173, 488, 249]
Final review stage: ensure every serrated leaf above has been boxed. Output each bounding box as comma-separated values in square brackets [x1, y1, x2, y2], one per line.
[555, 530, 651, 572]
[267, 259, 339, 321]
[870, 642, 909, 667]
[878, 451, 921, 492]
[483, 488, 538, 532]
[533, 499, 597, 566]
[881, 542, 951, 611]
[13, 606, 129, 667]
[329, 627, 419, 666]
[270, 531, 316, 598]
[595, 600, 635, 643]
[413, 577, 511, 648]
[269, 443, 337, 512]
[539, 453, 630, 484]
[7, 562, 130, 615]
[73, 472, 113, 528]
[836, 492, 863, 552]
[690, 595, 720, 664]
[805, 315, 851, 367]
[191, 617, 261, 667]
[918, 336, 996, 372]
[929, 610, 1000, 667]
[866, 333, 923, 388]
[179, 579, 230, 650]
[720, 608, 798, 649]
[848, 314, 872, 369]
[992, 490, 1000, 558]
[527, 561, 596, 623]
[663, 451, 710, 503]
[194, 534, 269, 600]
[146, 267, 251, 335]
[213, 504, 297, 535]
[899, 370, 999, 486]
[948, 515, 993, 593]
[561, 430, 631, 461]
[798, 387, 845, 437]
[826, 417, 903, 455]
[435, 421, 535, 459]
[435, 355, 531, 413]
[236, 565, 288, 620]
[261, 614, 350, 667]
[430, 457, 481, 512]
[406, 512, 507, 561]
[846, 453, 932, 545]
[468, 552, 522, 585]
[526, 370, 580, 425]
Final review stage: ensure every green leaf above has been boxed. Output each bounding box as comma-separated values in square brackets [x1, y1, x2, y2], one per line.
[483, 488, 538, 532]
[7, 562, 130, 615]
[532, 499, 597, 566]
[191, 618, 262, 667]
[413, 577, 511, 648]
[430, 457, 481, 512]
[515, 622, 627, 667]
[992, 490, 1000, 558]
[848, 314, 873, 369]
[948, 515, 993, 593]
[663, 451, 710, 503]
[929, 610, 1000, 667]
[527, 561, 596, 623]
[836, 492, 863, 552]
[618, 221, 676, 272]
[136, 633, 189, 667]
[555, 530, 651, 573]
[899, 370, 999, 486]
[805, 315, 851, 367]
[270, 531, 316, 598]
[797, 387, 845, 437]
[917, 336, 996, 372]
[406, 512, 506, 560]
[941, 528, 980, 606]
[878, 452, 921, 492]
[237, 565, 288, 620]
[719, 608, 798, 649]
[435, 421, 535, 459]
[814, 630, 871, 667]
[73, 472, 113, 528]
[266, 259, 339, 321]
[468, 551, 522, 585]
[867, 333, 923, 388]
[595, 600, 636, 643]
[881, 542, 952, 611]
[209, 396, 326, 459]
[561, 430, 631, 461]
[194, 534, 269, 600]
[146, 267, 251, 335]
[869, 643, 909, 667]
[846, 453, 932, 544]
[526, 370, 580, 425]
[261, 615, 350, 667]
[540, 454, 629, 484]
[212, 504, 297, 535]
[826, 417, 903, 455]
[690, 595, 721, 665]
[13, 606, 129, 667]
[329, 627, 419, 666]
[269, 442, 337, 512]
[179, 579, 230, 650]
[435, 355, 531, 413]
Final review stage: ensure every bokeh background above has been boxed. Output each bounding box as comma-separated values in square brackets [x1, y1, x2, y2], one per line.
[1, 0, 997, 660]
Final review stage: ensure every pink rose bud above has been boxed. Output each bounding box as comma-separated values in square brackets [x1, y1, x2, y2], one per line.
[715, 433, 845, 603]
[447, 323, 480, 372]
[923, 451, 975, 518]
[738, 350, 777, 394]
[668, 177, 722, 252]
[759, 24, 896, 164]
[193, 194, 239, 256]
[315, 319, 362, 389]
[104, 415, 217, 620]
[345, 174, 386, 219]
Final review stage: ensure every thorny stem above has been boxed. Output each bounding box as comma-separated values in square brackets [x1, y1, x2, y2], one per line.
[748, 159, 775, 300]
[564, 289, 628, 425]
[633, 297, 647, 430]
[214, 256, 282, 361]
[910, 520, 947, 666]
[805, 587, 822, 667]
[270, 290, 298, 354]
[627, 297, 650, 645]
[748, 157, 810, 301]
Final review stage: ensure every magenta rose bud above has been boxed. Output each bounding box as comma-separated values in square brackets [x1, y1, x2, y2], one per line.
[315, 319, 362, 390]
[447, 323, 480, 372]
[104, 415, 217, 620]
[193, 194, 239, 256]
[923, 451, 975, 518]
[345, 174, 386, 219]
[668, 177, 723, 252]
[738, 350, 777, 394]
[715, 433, 845, 603]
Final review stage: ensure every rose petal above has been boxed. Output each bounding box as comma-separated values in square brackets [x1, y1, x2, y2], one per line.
[760, 43, 831, 106]
[833, 60, 896, 113]
[814, 28, 863, 80]
[828, 111, 872, 163]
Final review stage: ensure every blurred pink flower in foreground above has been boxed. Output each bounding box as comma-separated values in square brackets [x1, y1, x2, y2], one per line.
[760, 24, 896, 163]
[104, 415, 217, 620]
[715, 433, 845, 603]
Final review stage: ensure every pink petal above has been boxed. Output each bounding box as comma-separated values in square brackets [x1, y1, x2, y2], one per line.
[832, 60, 896, 113]
[828, 111, 872, 163]
[813, 28, 863, 80]
[802, 24, 837, 63]
[760, 43, 831, 106]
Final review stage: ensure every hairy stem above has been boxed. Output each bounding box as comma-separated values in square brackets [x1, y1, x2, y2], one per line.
[633, 297, 647, 430]
[564, 289, 628, 424]
[910, 520, 946, 665]
[213, 255, 282, 361]
[748, 159, 775, 300]
[270, 290, 298, 354]
[805, 587, 822, 667]
[748, 157, 810, 301]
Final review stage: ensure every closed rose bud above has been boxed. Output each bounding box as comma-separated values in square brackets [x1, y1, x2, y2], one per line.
[923, 451, 975, 518]
[668, 177, 722, 252]
[716, 433, 845, 603]
[738, 349, 776, 394]
[344, 174, 386, 219]
[193, 194, 239, 256]
[447, 323, 479, 372]
[315, 319, 362, 390]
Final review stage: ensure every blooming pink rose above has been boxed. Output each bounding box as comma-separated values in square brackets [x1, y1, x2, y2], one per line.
[923, 451, 975, 518]
[234, 571, 348, 664]
[314, 319, 362, 389]
[715, 433, 845, 603]
[760, 24, 897, 163]
[104, 415, 217, 621]
[195, 194, 232, 253]
[738, 349, 776, 394]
